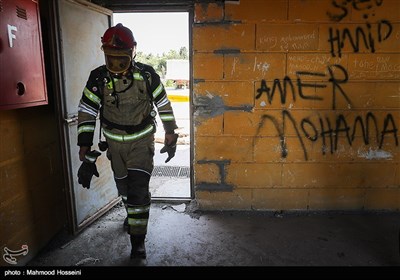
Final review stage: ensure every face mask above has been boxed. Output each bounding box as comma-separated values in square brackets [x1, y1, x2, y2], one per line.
[102, 46, 133, 74]
[105, 54, 132, 74]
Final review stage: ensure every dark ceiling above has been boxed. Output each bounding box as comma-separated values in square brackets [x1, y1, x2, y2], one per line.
[90, 0, 226, 12]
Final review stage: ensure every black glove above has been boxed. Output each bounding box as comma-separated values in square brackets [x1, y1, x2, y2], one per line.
[160, 133, 178, 163]
[77, 150, 101, 189]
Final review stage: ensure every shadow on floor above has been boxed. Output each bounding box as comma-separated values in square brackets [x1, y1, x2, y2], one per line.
[27, 201, 400, 269]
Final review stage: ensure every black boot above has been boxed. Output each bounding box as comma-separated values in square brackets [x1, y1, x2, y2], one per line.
[130, 235, 146, 259]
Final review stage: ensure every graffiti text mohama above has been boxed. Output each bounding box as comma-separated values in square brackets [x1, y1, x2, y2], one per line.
[258, 110, 398, 161]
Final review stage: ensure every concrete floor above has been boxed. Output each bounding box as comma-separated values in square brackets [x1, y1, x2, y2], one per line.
[27, 201, 400, 267]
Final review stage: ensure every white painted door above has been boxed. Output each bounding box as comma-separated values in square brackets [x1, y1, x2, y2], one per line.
[57, 0, 118, 233]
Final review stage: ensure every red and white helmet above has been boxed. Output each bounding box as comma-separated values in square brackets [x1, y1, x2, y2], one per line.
[101, 23, 137, 74]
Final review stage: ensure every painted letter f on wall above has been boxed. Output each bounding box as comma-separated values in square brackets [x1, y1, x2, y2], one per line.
[7, 24, 17, 48]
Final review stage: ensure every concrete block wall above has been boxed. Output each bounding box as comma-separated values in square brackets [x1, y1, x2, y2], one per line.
[0, 107, 65, 266]
[192, 0, 400, 210]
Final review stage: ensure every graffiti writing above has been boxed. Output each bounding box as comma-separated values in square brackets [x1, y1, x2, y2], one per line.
[257, 110, 398, 161]
[350, 55, 400, 79]
[329, 20, 392, 57]
[327, 0, 384, 22]
[256, 64, 352, 110]
[251, 1, 397, 161]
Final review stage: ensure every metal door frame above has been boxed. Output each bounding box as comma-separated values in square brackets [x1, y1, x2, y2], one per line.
[111, 4, 195, 202]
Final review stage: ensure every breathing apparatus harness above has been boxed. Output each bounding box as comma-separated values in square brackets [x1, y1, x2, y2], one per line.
[97, 63, 156, 151]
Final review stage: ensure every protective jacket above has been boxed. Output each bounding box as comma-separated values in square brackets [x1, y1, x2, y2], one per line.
[77, 62, 178, 147]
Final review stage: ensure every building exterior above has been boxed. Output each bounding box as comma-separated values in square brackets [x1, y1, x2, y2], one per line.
[165, 59, 190, 88]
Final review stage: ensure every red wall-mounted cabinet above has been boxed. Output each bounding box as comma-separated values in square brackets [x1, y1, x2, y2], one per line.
[0, 0, 48, 110]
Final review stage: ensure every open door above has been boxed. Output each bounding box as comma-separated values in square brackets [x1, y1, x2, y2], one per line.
[113, 12, 192, 200]
[56, 0, 119, 234]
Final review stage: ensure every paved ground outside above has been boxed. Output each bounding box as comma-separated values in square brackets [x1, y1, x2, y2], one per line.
[150, 88, 191, 199]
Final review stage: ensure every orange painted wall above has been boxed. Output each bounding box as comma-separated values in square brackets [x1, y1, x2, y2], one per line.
[193, 0, 400, 210]
[0, 106, 65, 266]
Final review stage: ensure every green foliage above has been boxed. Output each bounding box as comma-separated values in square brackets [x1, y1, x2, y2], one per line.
[134, 47, 188, 79]
[164, 79, 175, 88]
[179, 47, 188, 59]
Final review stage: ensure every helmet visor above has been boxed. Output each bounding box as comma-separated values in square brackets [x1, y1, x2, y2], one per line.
[105, 54, 132, 74]
[102, 47, 132, 74]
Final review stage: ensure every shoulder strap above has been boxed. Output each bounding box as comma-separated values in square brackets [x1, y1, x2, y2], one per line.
[95, 65, 109, 102]
[134, 63, 153, 102]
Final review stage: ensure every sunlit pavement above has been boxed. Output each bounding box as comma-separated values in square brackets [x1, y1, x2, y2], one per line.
[155, 88, 190, 145]
[151, 88, 191, 199]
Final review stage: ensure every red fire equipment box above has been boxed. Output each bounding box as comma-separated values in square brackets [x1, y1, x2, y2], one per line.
[0, 0, 48, 110]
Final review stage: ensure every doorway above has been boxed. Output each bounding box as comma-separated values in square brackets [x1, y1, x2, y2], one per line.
[113, 12, 192, 200]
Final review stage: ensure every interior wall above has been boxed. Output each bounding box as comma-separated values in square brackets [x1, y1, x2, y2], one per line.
[192, 0, 400, 210]
[0, 107, 65, 266]
[0, 2, 66, 266]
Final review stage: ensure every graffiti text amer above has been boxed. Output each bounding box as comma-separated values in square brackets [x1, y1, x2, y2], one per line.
[256, 64, 352, 110]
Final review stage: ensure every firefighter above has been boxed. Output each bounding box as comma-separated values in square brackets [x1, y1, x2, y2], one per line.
[77, 23, 178, 259]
